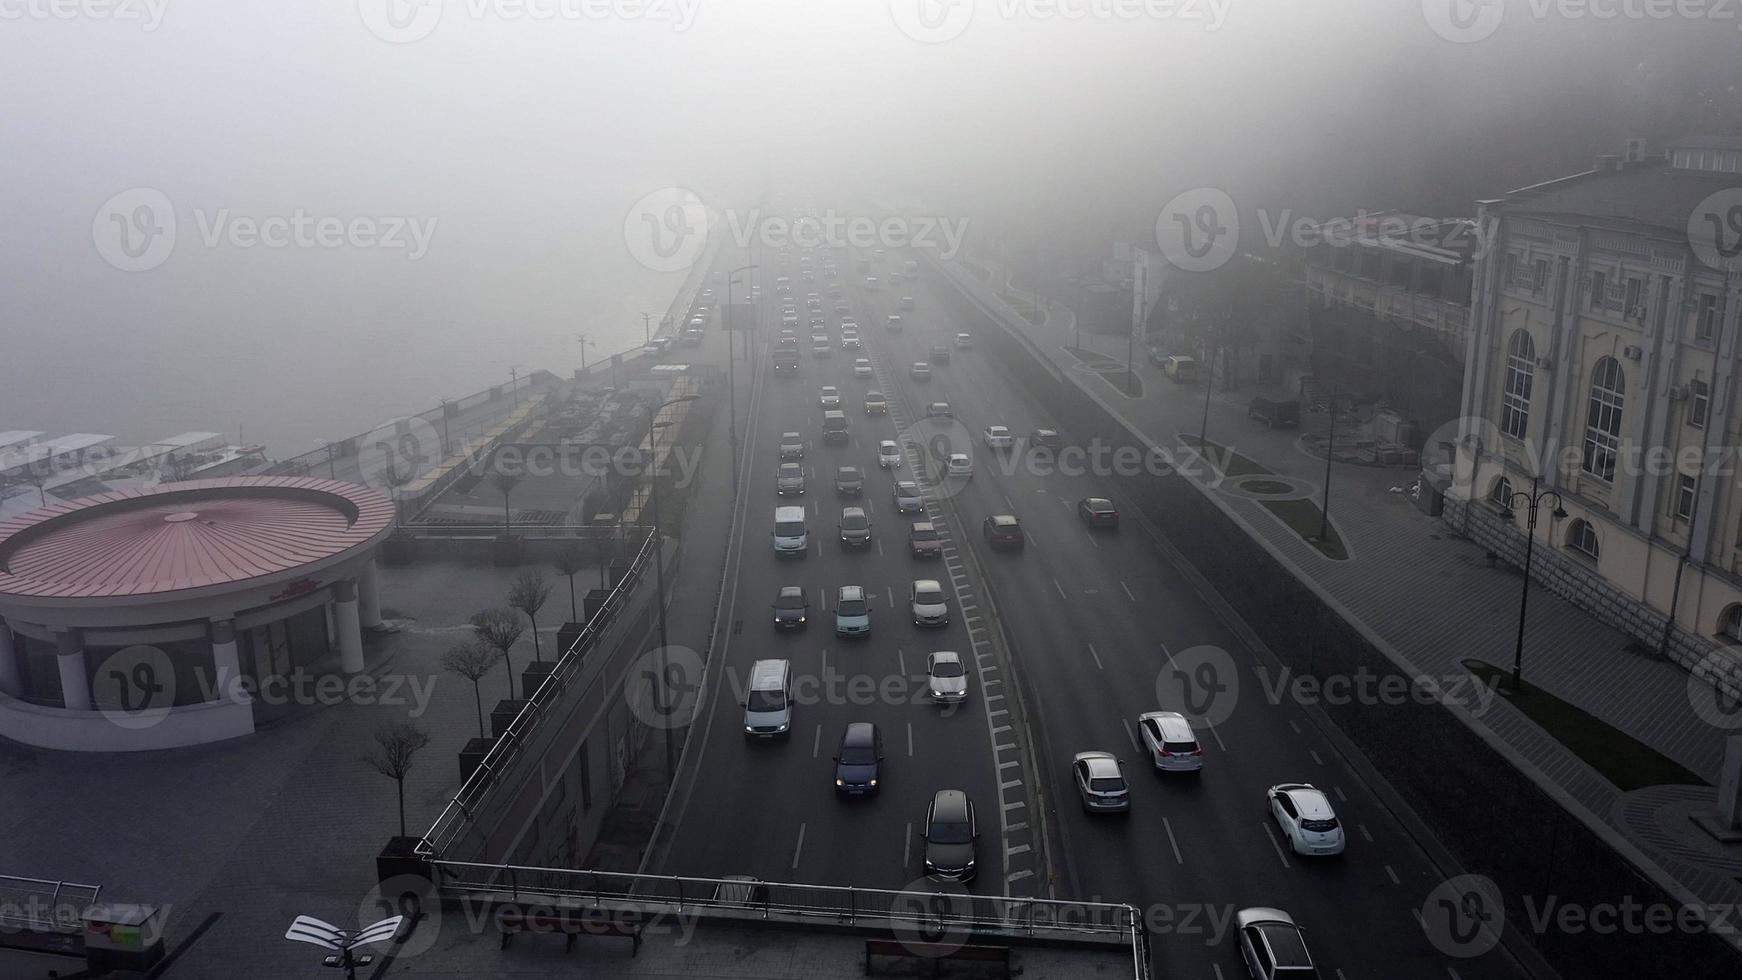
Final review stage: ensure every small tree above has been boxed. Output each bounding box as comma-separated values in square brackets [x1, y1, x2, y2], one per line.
[440, 640, 501, 739]
[362, 720, 432, 838]
[582, 530, 613, 590]
[508, 570, 552, 661]
[470, 608, 525, 699]
[491, 470, 522, 536]
[552, 540, 586, 622]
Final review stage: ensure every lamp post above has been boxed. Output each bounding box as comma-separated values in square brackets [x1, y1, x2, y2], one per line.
[1316, 384, 1336, 543]
[315, 440, 337, 480]
[645, 393, 699, 780]
[436, 398, 453, 457]
[1500, 475, 1567, 692]
[725, 262, 758, 497]
[574, 334, 593, 375]
[639, 312, 653, 344]
[1197, 314, 1216, 455]
[507, 366, 521, 408]
[285, 914, 403, 980]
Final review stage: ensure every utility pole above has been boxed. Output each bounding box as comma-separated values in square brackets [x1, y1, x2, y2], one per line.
[575, 334, 591, 374]
[507, 366, 521, 408]
[639, 313, 652, 344]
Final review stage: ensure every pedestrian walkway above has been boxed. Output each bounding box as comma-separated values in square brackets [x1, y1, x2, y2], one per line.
[940, 250, 1742, 912]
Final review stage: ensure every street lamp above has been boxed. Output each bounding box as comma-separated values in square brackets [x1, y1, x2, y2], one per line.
[644, 393, 699, 780]
[312, 439, 338, 480]
[1316, 384, 1336, 544]
[575, 334, 593, 374]
[507, 366, 521, 408]
[285, 914, 403, 980]
[725, 262, 758, 497]
[436, 398, 453, 457]
[1499, 475, 1567, 692]
[639, 313, 654, 344]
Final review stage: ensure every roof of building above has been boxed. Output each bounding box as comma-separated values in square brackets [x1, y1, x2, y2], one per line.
[0, 477, 394, 600]
[1499, 159, 1737, 234]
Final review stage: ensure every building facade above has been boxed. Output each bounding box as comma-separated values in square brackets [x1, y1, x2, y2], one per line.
[1451, 138, 1742, 690]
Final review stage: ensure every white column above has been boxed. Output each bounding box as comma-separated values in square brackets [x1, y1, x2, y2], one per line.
[209, 619, 251, 707]
[0, 618, 20, 698]
[358, 559, 383, 629]
[333, 579, 365, 674]
[56, 628, 91, 711]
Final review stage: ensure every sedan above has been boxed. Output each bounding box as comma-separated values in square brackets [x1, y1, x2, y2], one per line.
[910, 579, 949, 627]
[1072, 751, 1131, 813]
[877, 440, 903, 469]
[982, 514, 1024, 550]
[772, 586, 809, 630]
[899, 295, 916, 311]
[835, 465, 864, 496]
[779, 433, 805, 460]
[840, 316, 858, 330]
[908, 522, 943, 559]
[1138, 711, 1203, 772]
[834, 584, 872, 637]
[1234, 908, 1318, 978]
[820, 385, 840, 407]
[838, 507, 872, 549]
[892, 480, 924, 513]
[833, 722, 883, 796]
[1268, 783, 1346, 856]
[954, 332, 973, 349]
[983, 425, 1012, 450]
[926, 401, 952, 418]
[842, 334, 863, 351]
[852, 358, 873, 378]
[926, 651, 968, 703]
[1079, 497, 1119, 528]
[945, 454, 973, 478]
[910, 362, 931, 381]
[776, 463, 806, 495]
[1029, 428, 1062, 451]
[929, 345, 951, 364]
[921, 790, 977, 882]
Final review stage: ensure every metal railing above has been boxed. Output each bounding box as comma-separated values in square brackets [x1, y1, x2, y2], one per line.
[429, 862, 1148, 975]
[416, 527, 657, 859]
[0, 874, 101, 935]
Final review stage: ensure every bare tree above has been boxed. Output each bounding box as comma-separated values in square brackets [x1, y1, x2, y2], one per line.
[440, 640, 501, 739]
[508, 570, 553, 661]
[361, 721, 432, 838]
[470, 608, 525, 699]
[491, 470, 522, 536]
[552, 540, 587, 622]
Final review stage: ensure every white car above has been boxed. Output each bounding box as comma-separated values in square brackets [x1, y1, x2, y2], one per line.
[642, 336, 673, 354]
[1267, 783, 1346, 856]
[954, 332, 973, 349]
[1137, 711, 1203, 772]
[840, 316, 858, 330]
[886, 314, 903, 330]
[982, 426, 1012, 450]
[820, 386, 840, 407]
[926, 401, 952, 418]
[946, 453, 972, 478]
[878, 440, 903, 469]
[911, 579, 950, 627]
[927, 651, 968, 703]
[841, 333, 863, 351]
[853, 358, 873, 378]
[892, 480, 923, 513]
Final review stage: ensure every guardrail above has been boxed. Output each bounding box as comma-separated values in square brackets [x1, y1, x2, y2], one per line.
[0, 874, 100, 936]
[416, 527, 657, 860]
[429, 862, 1148, 976]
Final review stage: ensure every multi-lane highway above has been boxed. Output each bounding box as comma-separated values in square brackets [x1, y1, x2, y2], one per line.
[658, 234, 1541, 980]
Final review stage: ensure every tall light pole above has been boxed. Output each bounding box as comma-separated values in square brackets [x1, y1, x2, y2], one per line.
[724, 262, 758, 497]
[436, 398, 453, 457]
[1316, 384, 1336, 543]
[645, 393, 698, 780]
[507, 366, 521, 408]
[575, 334, 592, 374]
[639, 313, 653, 344]
[1500, 475, 1567, 692]
[1197, 314, 1216, 454]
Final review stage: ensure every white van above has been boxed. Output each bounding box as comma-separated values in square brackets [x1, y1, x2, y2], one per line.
[773, 505, 809, 556]
[743, 659, 793, 738]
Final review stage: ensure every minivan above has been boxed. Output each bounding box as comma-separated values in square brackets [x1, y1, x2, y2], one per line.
[1164, 355, 1198, 382]
[742, 659, 793, 738]
[773, 506, 809, 556]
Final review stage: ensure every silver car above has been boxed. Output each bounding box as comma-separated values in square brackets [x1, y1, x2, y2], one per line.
[892, 480, 923, 513]
[1072, 751, 1130, 813]
[927, 651, 968, 703]
[910, 579, 949, 627]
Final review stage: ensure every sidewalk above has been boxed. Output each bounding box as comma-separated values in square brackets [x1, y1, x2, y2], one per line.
[947, 252, 1742, 911]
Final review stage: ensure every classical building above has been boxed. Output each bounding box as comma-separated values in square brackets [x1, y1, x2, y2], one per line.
[0, 477, 394, 751]
[1450, 137, 1742, 685]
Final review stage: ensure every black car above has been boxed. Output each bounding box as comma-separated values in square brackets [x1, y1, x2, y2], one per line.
[833, 722, 884, 796]
[772, 586, 809, 630]
[835, 465, 864, 496]
[922, 789, 978, 881]
[1078, 497, 1119, 528]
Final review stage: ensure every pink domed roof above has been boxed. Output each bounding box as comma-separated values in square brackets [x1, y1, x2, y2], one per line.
[0, 477, 394, 599]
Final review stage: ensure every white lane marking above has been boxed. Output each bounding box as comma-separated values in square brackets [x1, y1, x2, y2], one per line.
[1385, 864, 1400, 886]
[1087, 643, 1104, 670]
[1121, 580, 1135, 602]
[1006, 869, 1034, 882]
[1006, 843, 1031, 857]
[1288, 719, 1302, 735]
[1000, 779, 1023, 790]
[887, 588, 895, 608]
[1163, 817, 1185, 865]
[1310, 749, 1324, 766]
[1359, 823, 1374, 843]
[1205, 719, 1228, 753]
[812, 725, 822, 758]
[903, 822, 911, 870]
[792, 824, 806, 869]
[1083, 530, 1099, 549]
[1333, 785, 1347, 803]
[897, 649, 906, 675]
[1052, 578, 1066, 599]
[1122, 718, 1140, 753]
[1002, 800, 1025, 811]
[1262, 823, 1292, 869]
[876, 539, 884, 557]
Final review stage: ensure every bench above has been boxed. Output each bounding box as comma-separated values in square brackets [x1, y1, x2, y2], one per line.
[497, 910, 641, 955]
[864, 938, 1010, 977]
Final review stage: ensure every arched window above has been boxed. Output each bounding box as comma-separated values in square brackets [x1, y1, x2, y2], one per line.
[1489, 476, 1513, 507]
[1582, 357, 1626, 480]
[1501, 331, 1535, 439]
[1566, 519, 1601, 560]
[1720, 604, 1742, 643]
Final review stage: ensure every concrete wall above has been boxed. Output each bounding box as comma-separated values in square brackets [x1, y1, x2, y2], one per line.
[0, 690, 254, 751]
[930, 256, 1742, 979]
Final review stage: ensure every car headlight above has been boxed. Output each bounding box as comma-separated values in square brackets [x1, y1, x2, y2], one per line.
[835, 778, 844, 787]
[868, 779, 877, 787]
[799, 615, 806, 622]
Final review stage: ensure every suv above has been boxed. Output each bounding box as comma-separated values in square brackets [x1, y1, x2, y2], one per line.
[892, 480, 923, 513]
[910, 362, 931, 380]
[835, 465, 864, 496]
[834, 585, 872, 637]
[776, 463, 806, 495]
[779, 432, 805, 460]
[908, 522, 942, 559]
[1029, 429, 1062, 451]
[865, 391, 888, 415]
[838, 507, 872, 549]
[822, 410, 849, 445]
[1234, 908, 1318, 979]
[983, 514, 1024, 550]
[1138, 711, 1203, 772]
[921, 790, 977, 882]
